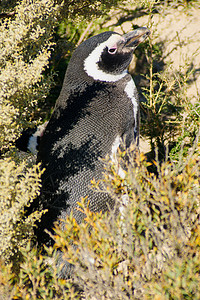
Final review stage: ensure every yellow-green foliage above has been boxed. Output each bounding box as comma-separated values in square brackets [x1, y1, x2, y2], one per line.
[58, 0, 123, 19]
[10, 244, 79, 300]
[0, 158, 44, 262]
[0, 0, 60, 150]
[0, 0, 60, 265]
[0, 149, 200, 298]
[0, 246, 79, 299]
[49, 146, 200, 299]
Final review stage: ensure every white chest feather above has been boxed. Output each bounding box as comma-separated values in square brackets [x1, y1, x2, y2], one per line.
[124, 79, 138, 133]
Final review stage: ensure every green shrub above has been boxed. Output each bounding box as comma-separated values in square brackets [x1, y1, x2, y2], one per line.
[51, 144, 200, 299]
[2, 145, 199, 298]
[0, 158, 44, 263]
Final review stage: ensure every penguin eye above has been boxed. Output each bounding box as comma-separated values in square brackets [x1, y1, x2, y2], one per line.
[108, 47, 117, 54]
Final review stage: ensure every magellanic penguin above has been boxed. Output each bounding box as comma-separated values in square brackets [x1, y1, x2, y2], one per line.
[33, 27, 150, 274]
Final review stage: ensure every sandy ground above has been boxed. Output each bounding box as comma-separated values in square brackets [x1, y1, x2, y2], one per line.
[105, 5, 200, 153]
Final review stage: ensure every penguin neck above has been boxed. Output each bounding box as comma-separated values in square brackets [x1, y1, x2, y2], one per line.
[53, 68, 94, 115]
[58, 71, 94, 105]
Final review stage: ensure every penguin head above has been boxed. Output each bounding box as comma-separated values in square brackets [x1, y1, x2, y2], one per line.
[83, 27, 150, 82]
[64, 27, 150, 89]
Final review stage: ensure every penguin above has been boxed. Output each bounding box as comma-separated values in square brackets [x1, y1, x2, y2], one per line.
[31, 27, 150, 275]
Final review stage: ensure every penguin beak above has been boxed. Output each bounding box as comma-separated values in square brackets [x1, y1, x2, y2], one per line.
[122, 27, 150, 49]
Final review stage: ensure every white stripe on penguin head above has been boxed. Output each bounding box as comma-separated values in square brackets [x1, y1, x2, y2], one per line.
[84, 34, 128, 82]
